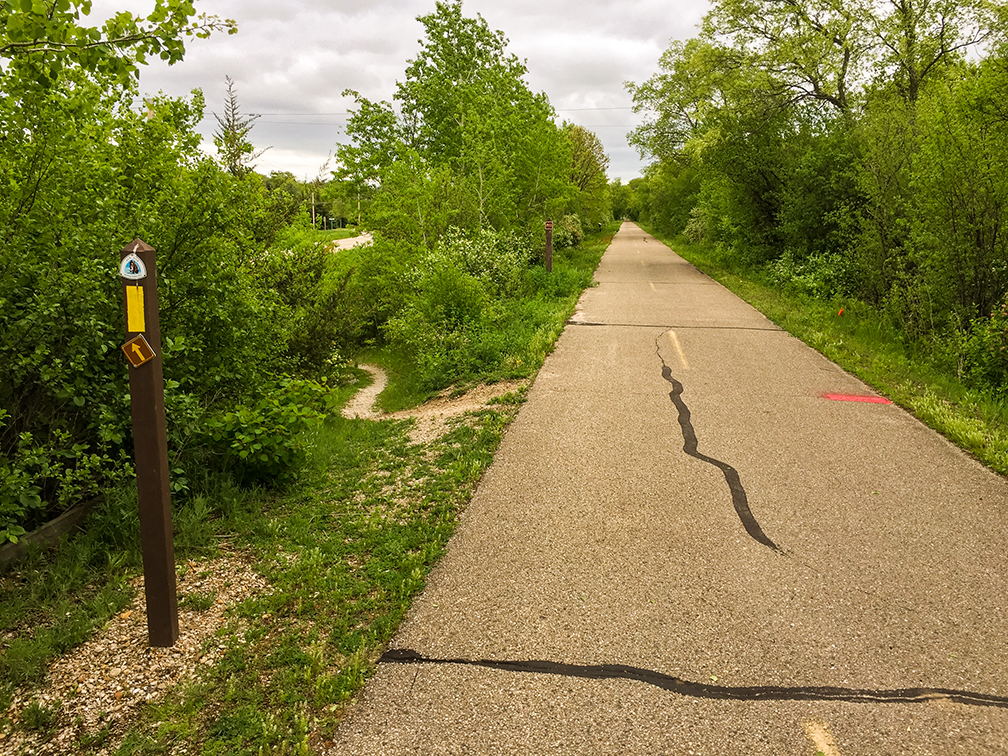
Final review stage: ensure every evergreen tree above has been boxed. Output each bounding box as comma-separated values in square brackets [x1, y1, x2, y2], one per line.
[213, 76, 267, 177]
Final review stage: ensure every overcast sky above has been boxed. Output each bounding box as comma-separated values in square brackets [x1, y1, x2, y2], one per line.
[92, 0, 709, 182]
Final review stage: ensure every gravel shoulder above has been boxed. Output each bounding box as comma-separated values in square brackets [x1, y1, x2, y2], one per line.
[3, 554, 269, 754]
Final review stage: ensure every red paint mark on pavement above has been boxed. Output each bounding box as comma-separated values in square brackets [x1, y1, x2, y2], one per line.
[821, 393, 892, 404]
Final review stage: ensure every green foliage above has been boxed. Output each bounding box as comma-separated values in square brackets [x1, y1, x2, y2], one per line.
[204, 377, 330, 486]
[0, 0, 236, 87]
[436, 225, 532, 295]
[551, 214, 584, 250]
[386, 260, 493, 389]
[385, 226, 532, 389]
[564, 123, 611, 226]
[958, 297, 1008, 392]
[254, 218, 359, 374]
[21, 698, 59, 733]
[911, 66, 1008, 322]
[323, 1, 608, 399]
[627, 0, 1008, 395]
[0, 16, 336, 540]
[380, 223, 612, 393]
[337, 0, 577, 244]
[212, 75, 266, 177]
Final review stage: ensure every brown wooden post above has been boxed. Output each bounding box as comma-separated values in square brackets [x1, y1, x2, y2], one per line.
[545, 218, 553, 273]
[119, 239, 178, 647]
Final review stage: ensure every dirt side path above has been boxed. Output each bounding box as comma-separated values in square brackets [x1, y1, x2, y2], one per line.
[343, 366, 526, 444]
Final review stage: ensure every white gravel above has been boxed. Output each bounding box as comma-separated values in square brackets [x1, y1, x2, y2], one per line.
[2, 553, 271, 755]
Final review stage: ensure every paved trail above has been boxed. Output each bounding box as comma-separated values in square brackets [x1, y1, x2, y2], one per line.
[329, 222, 1008, 755]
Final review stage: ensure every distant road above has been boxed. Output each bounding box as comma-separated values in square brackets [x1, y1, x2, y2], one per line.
[329, 222, 1008, 755]
[328, 232, 372, 251]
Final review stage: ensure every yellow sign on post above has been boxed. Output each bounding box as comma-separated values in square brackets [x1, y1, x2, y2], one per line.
[126, 285, 146, 332]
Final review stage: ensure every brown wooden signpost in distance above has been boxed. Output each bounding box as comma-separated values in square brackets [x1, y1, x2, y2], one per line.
[119, 239, 178, 647]
[545, 218, 553, 273]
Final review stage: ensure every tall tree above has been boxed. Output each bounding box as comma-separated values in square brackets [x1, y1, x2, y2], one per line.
[564, 123, 610, 224]
[213, 75, 267, 178]
[337, 0, 573, 240]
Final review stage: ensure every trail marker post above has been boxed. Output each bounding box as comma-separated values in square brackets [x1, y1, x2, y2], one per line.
[119, 239, 178, 647]
[545, 218, 554, 273]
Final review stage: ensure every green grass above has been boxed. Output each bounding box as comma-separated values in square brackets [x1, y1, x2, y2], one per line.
[0, 384, 525, 753]
[0, 490, 141, 709]
[652, 229, 1008, 476]
[359, 348, 432, 413]
[112, 398, 523, 754]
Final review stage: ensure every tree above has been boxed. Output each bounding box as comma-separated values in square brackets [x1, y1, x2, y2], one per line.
[872, 0, 1006, 104]
[564, 123, 610, 225]
[213, 76, 267, 177]
[337, 0, 574, 240]
[610, 179, 631, 220]
[395, 0, 528, 164]
[565, 123, 609, 193]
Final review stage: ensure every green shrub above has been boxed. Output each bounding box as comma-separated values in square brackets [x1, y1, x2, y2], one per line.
[0, 73, 337, 540]
[385, 261, 494, 388]
[383, 226, 537, 389]
[203, 377, 331, 486]
[957, 297, 1008, 393]
[432, 226, 532, 296]
[767, 249, 853, 299]
[552, 214, 584, 250]
[253, 216, 359, 374]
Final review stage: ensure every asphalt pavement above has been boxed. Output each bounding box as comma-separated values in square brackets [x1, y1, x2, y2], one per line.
[328, 222, 1008, 755]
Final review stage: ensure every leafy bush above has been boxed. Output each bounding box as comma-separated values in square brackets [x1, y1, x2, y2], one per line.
[203, 377, 332, 486]
[552, 214, 584, 250]
[383, 226, 538, 389]
[957, 297, 1008, 393]
[0, 71, 338, 540]
[385, 259, 495, 389]
[428, 226, 531, 295]
[253, 216, 360, 374]
[767, 249, 853, 299]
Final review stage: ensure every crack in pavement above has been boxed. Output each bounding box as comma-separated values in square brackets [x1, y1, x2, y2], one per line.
[381, 649, 1008, 708]
[656, 336, 783, 554]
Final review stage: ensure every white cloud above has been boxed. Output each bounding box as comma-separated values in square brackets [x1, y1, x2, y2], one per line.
[90, 0, 709, 182]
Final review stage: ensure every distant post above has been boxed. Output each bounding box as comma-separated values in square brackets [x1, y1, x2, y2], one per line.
[119, 239, 179, 648]
[545, 218, 554, 273]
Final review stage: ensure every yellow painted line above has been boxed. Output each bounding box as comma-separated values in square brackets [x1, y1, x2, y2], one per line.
[803, 721, 842, 756]
[650, 282, 656, 292]
[669, 330, 689, 371]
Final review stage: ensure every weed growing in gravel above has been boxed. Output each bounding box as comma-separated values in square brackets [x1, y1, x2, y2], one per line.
[76, 723, 112, 750]
[21, 697, 60, 733]
[179, 592, 216, 612]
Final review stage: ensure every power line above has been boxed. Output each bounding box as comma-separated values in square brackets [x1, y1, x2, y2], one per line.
[555, 106, 635, 111]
